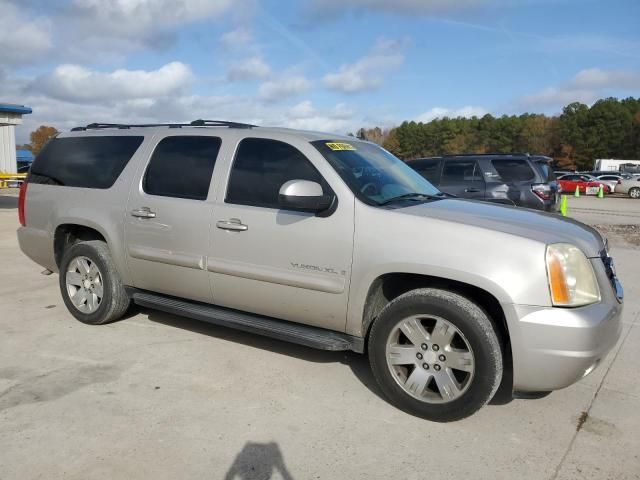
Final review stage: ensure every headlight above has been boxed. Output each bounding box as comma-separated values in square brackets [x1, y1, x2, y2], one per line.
[545, 243, 600, 307]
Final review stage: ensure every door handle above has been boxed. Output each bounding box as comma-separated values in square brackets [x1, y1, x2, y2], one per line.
[216, 218, 248, 231]
[464, 188, 480, 193]
[131, 207, 156, 218]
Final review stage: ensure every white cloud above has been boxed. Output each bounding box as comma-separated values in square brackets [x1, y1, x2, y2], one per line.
[520, 68, 640, 109]
[227, 57, 271, 81]
[220, 27, 253, 49]
[281, 101, 355, 133]
[288, 100, 316, 119]
[32, 62, 193, 103]
[311, 0, 489, 16]
[416, 106, 488, 122]
[258, 76, 312, 101]
[323, 39, 405, 93]
[68, 0, 232, 39]
[0, 1, 52, 65]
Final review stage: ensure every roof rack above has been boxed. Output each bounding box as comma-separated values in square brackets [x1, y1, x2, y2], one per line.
[71, 119, 256, 132]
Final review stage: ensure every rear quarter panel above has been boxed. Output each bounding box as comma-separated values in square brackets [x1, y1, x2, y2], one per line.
[20, 132, 155, 284]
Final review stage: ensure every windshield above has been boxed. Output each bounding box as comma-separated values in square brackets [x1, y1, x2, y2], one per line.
[311, 140, 440, 205]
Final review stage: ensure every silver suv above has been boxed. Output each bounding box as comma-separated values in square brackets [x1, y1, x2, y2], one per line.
[17, 120, 623, 421]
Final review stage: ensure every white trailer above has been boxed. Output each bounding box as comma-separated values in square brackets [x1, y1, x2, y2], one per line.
[594, 158, 640, 172]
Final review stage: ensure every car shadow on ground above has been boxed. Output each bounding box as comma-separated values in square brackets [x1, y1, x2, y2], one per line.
[0, 194, 18, 209]
[140, 307, 515, 411]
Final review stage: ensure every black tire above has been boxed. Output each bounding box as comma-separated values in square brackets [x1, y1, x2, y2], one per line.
[368, 288, 503, 422]
[59, 240, 131, 325]
[629, 187, 640, 199]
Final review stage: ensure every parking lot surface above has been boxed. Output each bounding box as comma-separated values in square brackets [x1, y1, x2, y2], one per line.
[1, 190, 639, 480]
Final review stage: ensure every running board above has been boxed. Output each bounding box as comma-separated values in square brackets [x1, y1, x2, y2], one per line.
[131, 291, 364, 353]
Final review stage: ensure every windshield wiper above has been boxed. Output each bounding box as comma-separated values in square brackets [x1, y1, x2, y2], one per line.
[378, 193, 440, 206]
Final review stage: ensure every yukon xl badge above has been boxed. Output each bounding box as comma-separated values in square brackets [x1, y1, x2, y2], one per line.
[290, 262, 346, 276]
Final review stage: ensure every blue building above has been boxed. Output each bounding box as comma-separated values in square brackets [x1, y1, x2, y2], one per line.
[0, 103, 33, 173]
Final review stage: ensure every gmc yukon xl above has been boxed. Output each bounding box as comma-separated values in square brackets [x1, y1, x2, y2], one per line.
[17, 120, 623, 421]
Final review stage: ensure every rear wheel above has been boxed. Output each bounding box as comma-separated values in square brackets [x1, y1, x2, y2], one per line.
[368, 288, 503, 422]
[629, 187, 640, 199]
[59, 240, 130, 325]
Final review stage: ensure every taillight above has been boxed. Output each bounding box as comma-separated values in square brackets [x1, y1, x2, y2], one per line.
[18, 180, 28, 226]
[531, 183, 552, 200]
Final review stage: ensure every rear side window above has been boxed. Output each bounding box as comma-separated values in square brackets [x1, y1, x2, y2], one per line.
[30, 136, 143, 188]
[144, 136, 221, 200]
[491, 159, 535, 182]
[441, 160, 483, 183]
[226, 138, 324, 209]
[534, 161, 556, 181]
[410, 159, 441, 183]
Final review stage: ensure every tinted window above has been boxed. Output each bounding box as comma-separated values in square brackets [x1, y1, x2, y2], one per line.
[30, 136, 143, 188]
[410, 159, 441, 183]
[491, 159, 535, 182]
[227, 138, 324, 209]
[144, 136, 221, 200]
[534, 162, 556, 181]
[561, 175, 579, 181]
[441, 160, 483, 183]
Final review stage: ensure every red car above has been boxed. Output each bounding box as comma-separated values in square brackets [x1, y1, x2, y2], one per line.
[557, 174, 607, 195]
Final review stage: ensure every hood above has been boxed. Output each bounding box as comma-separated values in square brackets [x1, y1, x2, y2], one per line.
[397, 199, 605, 257]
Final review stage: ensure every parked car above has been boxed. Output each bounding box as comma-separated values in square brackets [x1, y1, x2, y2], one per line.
[407, 154, 559, 211]
[557, 174, 607, 195]
[616, 176, 640, 198]
[18, 121, 623, 421]
[596, 174, 624, 193]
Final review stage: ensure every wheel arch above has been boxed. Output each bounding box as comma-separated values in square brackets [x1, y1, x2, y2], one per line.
[360, 272, 512, 364]
[54, 223, 109, 268]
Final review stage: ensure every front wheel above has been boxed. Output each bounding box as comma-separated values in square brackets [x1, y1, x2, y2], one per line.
[629, 187, 640, 199]
[368, 288, 503, 422]
[59, 240, 131, 325]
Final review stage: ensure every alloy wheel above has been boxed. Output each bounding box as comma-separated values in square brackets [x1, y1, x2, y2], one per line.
[385, 315, 475, 403]
[65, 256, 104, 313]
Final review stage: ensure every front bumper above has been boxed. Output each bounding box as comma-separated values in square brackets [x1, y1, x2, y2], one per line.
[504, 257, 623, 392]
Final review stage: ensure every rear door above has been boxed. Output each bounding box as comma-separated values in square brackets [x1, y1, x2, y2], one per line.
[439, 158, 486, 199]
[124, 134, 221, 303]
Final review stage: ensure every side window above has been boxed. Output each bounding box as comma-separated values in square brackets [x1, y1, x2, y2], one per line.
[144, 136, 221, 200]
[491, 159, 536, 182]
[441, 160, 483, 184]
[410, 159, 441, 184]
[226, 138, 325, 209]
[29, 136, 143, 188]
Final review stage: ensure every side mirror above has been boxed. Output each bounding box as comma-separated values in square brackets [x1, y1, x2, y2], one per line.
[278, 180, 334, 213]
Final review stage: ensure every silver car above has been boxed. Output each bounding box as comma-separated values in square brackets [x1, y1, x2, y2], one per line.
[17, 120, 623, 421]
[616, 176, 640, 198]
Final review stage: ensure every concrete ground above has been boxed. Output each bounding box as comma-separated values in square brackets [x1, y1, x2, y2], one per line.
[0, 189, 638, 480]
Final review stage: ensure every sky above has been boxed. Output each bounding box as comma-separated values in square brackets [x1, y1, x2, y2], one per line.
[2, 0, 640, 144]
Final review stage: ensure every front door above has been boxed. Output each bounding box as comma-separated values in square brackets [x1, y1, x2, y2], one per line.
[125, 134, 221, 302]
[208, 137, 354, 331]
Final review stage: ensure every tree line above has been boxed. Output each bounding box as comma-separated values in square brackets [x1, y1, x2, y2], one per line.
[356, 97, 640, 170]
